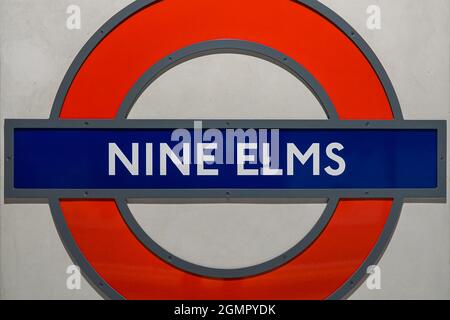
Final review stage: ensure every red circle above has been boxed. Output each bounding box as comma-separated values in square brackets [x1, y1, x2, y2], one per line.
[58, 0, 394, 299]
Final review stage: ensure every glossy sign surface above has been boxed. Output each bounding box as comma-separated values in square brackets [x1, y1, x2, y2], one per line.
[47, 0, 401, 299]
[14, 127, 437, 189]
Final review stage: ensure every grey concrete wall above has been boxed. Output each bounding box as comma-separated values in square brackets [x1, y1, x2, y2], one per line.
[0, 0, 449, 299]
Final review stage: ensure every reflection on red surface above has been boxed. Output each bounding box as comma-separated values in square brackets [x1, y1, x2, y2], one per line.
[60, 0, 393, 120]
[61, 199, 392, 299]
[58, 0, 395, 299]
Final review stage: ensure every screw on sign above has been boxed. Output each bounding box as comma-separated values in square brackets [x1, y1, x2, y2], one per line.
[4, 0, 446, 299]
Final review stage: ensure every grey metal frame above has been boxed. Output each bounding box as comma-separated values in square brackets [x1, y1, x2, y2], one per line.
[3, 0, 447, 300]
[116, 196, 339, 279]
[48, 197, 123, 300]
[115, 39, 338, 120]
[4, 119, 447, 203]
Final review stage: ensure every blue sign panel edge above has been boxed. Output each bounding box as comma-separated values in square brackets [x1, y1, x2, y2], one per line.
[4, 119, 447, 203]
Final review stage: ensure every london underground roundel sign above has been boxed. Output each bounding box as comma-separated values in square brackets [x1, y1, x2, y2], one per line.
[4, 0, 446, 299]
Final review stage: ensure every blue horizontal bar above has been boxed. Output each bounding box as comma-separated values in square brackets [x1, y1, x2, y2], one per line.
[13, 128, 437, 190]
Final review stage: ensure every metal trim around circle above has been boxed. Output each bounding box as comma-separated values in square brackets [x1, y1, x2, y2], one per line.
[328, 198, 403, 299]
[49, 197, 124, 300]
[117, 197, 339, 279]
[294, 0, 403, 120]
[116, 39, 339, 120]
[38, 0, 415, 300]
[48, 0, 404, 121]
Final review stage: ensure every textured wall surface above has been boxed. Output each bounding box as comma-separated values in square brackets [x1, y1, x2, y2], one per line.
[0, 0, 449, 299]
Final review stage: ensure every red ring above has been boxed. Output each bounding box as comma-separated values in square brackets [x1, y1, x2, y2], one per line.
[59, 0, 394, 299]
